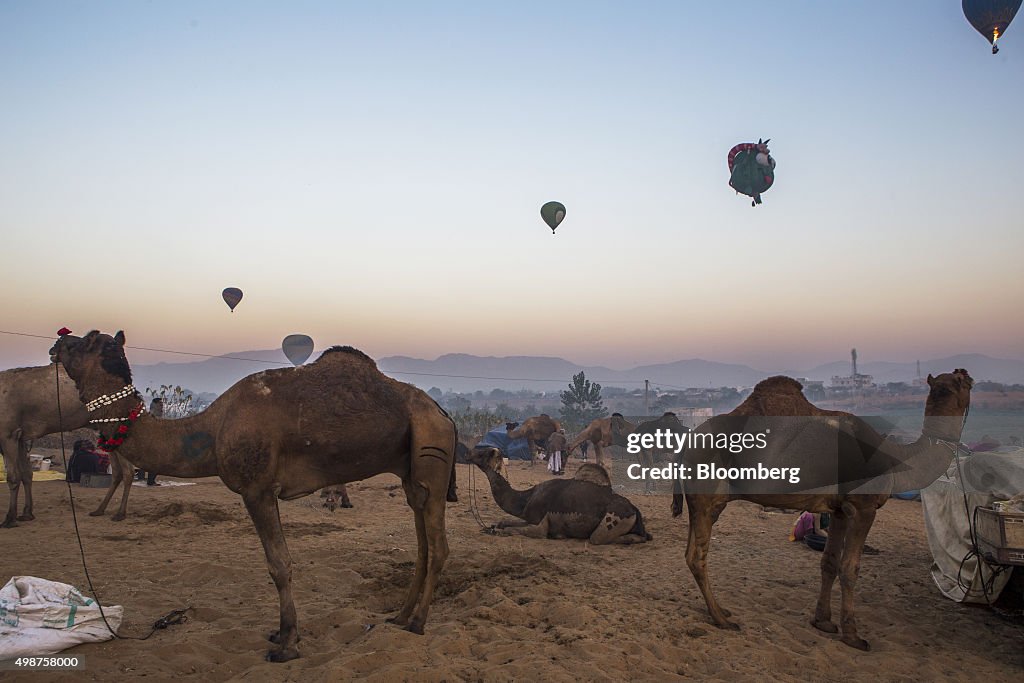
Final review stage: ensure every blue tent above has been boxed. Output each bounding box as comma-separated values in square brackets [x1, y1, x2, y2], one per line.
[476, 426, 534, 461]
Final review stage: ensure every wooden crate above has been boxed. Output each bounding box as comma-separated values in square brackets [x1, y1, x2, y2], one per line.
[975, 506, 1024, 566]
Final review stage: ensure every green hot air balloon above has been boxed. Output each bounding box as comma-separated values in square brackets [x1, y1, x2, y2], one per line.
[222, 287, 243, 312]
[540, 201, 566, 234]
[963, 0, 1022, 53]
[282, 334, 314, 366]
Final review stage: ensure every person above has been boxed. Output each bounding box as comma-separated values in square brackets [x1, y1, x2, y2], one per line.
[790, 511, 829, 551]
[546, 430, 567, 476]
[135, 398, 162, 485]
[66, 439, 107, 483]
[579, 439, 589, 463]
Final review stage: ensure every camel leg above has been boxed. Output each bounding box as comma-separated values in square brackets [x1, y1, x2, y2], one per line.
[394, 407, 454, 635]
[641, 449, 654, 494]
[590, 513, 639, 545]
[111, 454, 135, 521]
[2, 435, 26, 527]
[492, 516, 551, 539]
[339, 483, 353, 508]
[837, 508, 875, 651]
[388, 480, 428, 627]
[594, 443, 611, 477]
[685, 495, 736, 629]
[812, 512, 846, 635]
[90, 460, 120, 518]
[242, 490, 299, 662]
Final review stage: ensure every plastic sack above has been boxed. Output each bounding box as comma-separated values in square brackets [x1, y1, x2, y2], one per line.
[0, 576, 122, 660]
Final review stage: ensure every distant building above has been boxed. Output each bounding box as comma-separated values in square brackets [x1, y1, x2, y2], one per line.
[829, 348, 875, 390]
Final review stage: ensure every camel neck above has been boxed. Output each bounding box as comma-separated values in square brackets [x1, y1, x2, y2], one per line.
[481, 465, 527, 517]
[888, 432, 959, 493]
[110, 413, 220, 478]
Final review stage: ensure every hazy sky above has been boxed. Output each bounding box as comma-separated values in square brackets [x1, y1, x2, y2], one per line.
[2, 1, 1022, 372]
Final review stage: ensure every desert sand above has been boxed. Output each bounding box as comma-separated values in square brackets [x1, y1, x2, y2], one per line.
[3, 455, 1023, 682]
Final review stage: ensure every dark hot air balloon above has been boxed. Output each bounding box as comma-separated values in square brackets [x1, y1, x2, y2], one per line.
[728, 139, 776, 207]
[540, 201, 566, 234]
[222, 287, 243, 312]
[963, 0, 1022, 53]
[282, 334, 314, 366]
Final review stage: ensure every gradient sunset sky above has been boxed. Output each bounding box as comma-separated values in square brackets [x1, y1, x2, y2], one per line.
[2, 1, 1022, 372]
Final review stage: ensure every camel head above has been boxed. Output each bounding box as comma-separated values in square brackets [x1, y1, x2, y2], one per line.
[49, 330, 132, 397]
[923, 368, 973, 441]
[609, 413, 636, 448]
[467, 446, 504, 473]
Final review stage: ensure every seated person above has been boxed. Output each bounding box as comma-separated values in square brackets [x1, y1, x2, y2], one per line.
[66, 439, 108, 483]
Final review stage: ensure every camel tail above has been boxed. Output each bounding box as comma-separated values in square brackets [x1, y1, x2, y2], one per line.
[447, 425, 459, 503]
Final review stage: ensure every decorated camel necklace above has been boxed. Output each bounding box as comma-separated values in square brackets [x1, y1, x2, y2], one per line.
[86, 384, 146, 450]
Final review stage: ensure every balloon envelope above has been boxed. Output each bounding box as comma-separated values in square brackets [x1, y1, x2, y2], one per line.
[282, 334, 314, 366]
[540, 201, 566, 233]
[962, 0, 1022, 45]
[222, 287, 243, 312]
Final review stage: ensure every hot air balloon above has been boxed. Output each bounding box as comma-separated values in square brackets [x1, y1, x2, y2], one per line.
[963, 0, 1021, 53]
[222, 287, 243, 312]
[540, 201, 566, 234]
[282, 334, 314, 366]
[728, 139, 775, 207]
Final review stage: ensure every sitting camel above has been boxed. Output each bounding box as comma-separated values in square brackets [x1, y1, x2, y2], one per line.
[507, 414, 561, 464]
[673, 371, 973, 650]
[633, 412, 689, 494]
[468, 446, 651, 544]
[0, 364, 90, 527]
[51, 330, 457, 662]
[567, 413, 636, 475]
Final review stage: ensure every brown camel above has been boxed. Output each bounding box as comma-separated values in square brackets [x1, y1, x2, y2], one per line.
[468, 446, 652, 544]
[320, 484, 353, 510]
[51, 330, 457, 662]
[507, 414, 561, 464]
[567, 413, 636, 474]
[0, 364, 90, 527]
[633, 412, 688, 494]
[673, 371, 973, 650]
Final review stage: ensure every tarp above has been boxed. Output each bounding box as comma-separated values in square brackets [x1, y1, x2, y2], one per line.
[0, 576, 123, 659]
[921, 449, 1024, 603]
[475, 427, 533, 461]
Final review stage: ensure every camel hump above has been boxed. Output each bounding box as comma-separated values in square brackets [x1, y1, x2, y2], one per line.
[753, 376, 804, 394]
[317, 346, 377, 366]
[573, 463, 611, 487]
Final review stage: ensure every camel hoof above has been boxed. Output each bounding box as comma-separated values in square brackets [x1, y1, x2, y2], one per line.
[267, 630, 301, 644]
[712, 619, 740, 631]
[385, 615, 409, 627]
[265, 647, 300, 663]
[88, 510, 105, 517]
[111, 514, 126, 522]
[841, 635, 870, 651]
[721, 607, 732, 618]
[811, 618, 838, 634]
[1, 518, 17, 529]
[405, 618, 424, 635]
[17, 514, 34, 522]
[341, 502, 353, 509]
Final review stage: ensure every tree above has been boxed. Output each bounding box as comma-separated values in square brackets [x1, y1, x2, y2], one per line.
[427, 387, 443, 401]
[559, 371, 607, 431]
[144, 384, 197, 418]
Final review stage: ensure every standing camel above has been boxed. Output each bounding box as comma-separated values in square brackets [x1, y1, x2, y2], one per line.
[633, 412, 688, 494]
[51, 330, 457, 662]
[567, 413, 636, 475]
[674, 371, 973, 650]
[0, 364, 90, 527]
[506, 414, 561, 464]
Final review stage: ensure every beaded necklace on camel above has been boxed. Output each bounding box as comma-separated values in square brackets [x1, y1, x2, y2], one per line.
[85, 384, 146, 450]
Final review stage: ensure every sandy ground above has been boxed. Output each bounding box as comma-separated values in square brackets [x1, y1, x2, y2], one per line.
[2, 455, 1023, 682]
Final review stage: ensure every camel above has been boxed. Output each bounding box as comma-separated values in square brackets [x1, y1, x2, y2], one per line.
[468, 446, 651, 544]
[0, 364, 90, 527]
[507, 414, 561, 463]
[51, 330, 458, 662]
[633, 412, 689, 493]
[320, 484, 353, 510]
[672, 371, 973, 651]
[567, 413, 636, 474]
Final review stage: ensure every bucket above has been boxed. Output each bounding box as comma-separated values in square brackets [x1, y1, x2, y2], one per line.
[39, 460, 51, 471]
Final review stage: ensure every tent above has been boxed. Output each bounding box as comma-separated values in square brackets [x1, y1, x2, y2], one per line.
[475, 426, 534, 461]
[921, 448, 1024, 603]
